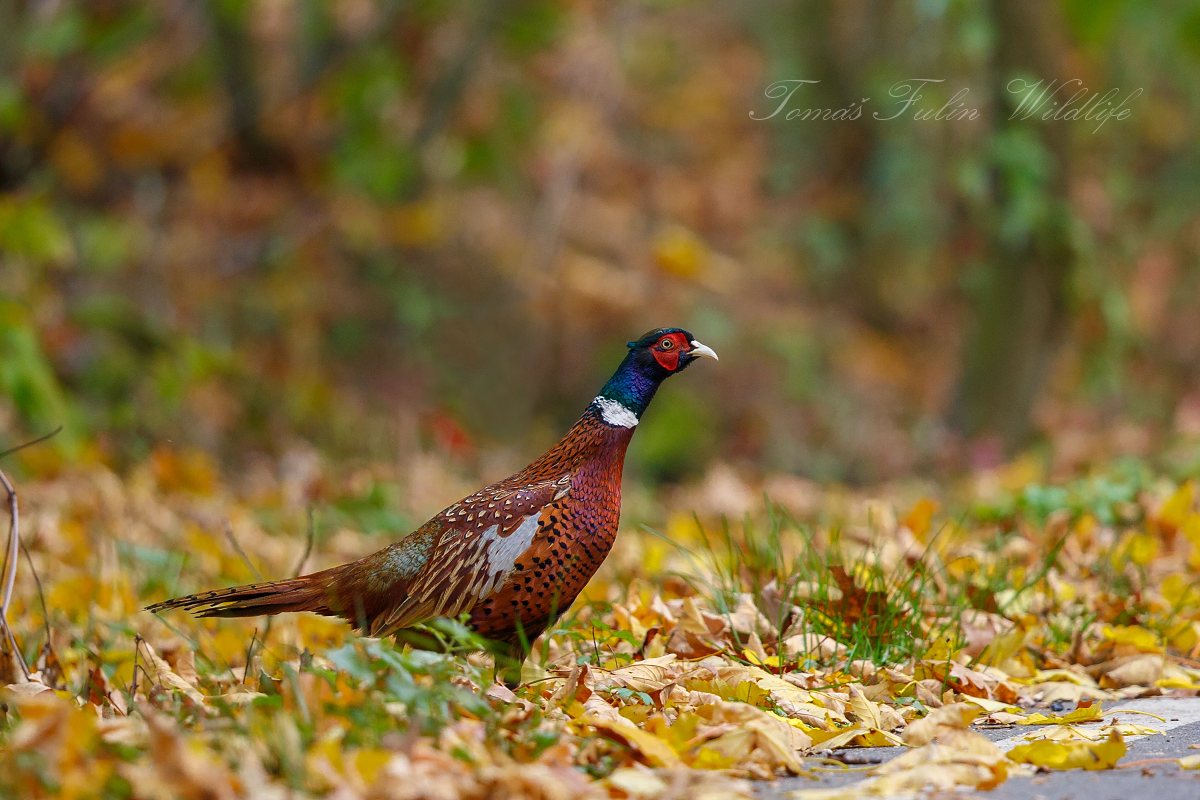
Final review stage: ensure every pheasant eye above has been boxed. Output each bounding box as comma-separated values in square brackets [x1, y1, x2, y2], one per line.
[659, 339, 673, 350]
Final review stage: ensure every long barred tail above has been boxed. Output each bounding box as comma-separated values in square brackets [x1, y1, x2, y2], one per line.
[145, 567, 345, 619]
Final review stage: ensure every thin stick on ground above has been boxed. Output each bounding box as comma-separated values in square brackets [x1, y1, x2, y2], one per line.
[242, 627, 259, 685]
[222, 520, 263, 580]
[0, 610, 29, 680]
[22, 539, 59, 673]
[293, 506, 316, 578]
[1, 468, 20, 623]
[1, 467, 30, 680]
[130, 634, 145, 704]
[0, 427, 63, 464]
[263, 507, 317, 646]
[0, 428, 63, 681]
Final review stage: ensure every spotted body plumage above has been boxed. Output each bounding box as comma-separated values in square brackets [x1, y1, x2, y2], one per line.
[467, 410, 630, 646]
[147, 328, 717, 686]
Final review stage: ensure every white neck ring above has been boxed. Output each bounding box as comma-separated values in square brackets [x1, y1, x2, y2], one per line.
[592, 396, 639, 428]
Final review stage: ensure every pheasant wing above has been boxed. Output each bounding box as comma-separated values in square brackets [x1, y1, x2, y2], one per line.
[362, 473, 572, 636]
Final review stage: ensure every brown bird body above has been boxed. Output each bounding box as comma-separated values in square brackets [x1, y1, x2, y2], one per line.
[147, 328, 717, 685]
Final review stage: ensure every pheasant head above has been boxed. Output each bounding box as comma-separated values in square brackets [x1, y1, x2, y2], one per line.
[592, 327, 718, 427]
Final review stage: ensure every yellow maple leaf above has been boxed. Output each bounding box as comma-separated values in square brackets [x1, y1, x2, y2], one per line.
[353, 748, 392, 786]
[1162, 573, 1200, 608]
[1007, 728, 1126, 770]
[1017, 704, 1103, 725]
[1101, 624, 1163, 653]
[1182, 514, 1200, 569]
[577, 715, 682, 767]
[1125, 530, 1160, 567]
[1034, 722, 1162, 741]
[902, 497, 939, 541]
[743, 648, 781, 668]
[1157, 481, 1195, 530]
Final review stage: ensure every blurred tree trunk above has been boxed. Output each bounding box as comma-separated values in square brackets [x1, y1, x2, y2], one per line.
[810, 0, 881, 320]
[207, 2, 291, 171]
[0, 0, 18, 190]
[950, 0, 1075, 455]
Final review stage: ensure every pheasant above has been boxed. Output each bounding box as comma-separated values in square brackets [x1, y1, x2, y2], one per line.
[147, 328, 717, 686]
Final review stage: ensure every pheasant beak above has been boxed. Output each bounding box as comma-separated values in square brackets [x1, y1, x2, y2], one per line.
[688, 340, 719, 361]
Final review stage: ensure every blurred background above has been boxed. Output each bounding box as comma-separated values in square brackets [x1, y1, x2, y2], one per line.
[2, 0, 1200, 487]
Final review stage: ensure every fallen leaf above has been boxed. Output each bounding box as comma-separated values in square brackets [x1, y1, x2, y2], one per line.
[577, 715, 682, 767]
[902, 702, 983, 746]
[1017, 704, 1104, 725]
[1007, 728, 1126, 770]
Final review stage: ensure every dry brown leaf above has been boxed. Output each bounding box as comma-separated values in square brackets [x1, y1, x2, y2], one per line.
[139, 641, 207, 707]
[1100, 654, 1165, 687]
[792, 729, 1007, 798]
[901, 702, 983, 746]
[693, 701, 810, 774]
[578, 714, 682, 767]
[594, 654, 678, 695]
[122, 709, 239, 800]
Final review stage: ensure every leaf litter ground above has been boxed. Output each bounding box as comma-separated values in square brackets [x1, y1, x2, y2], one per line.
[3, 450, 1200, 798]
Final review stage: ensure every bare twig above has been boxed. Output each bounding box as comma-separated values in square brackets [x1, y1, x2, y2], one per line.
[242, 627, 259, 685]
[0, 467, 30, 679]
[222, 520, 263, 580]
[0, 426, 62, 461]
[261, 508, 317, 646]
[293, 506, 316, 578]
[0, 614, 30, 680]
[130, 633, 142, 701]
[0, 430, 63, 682]
[1, 467, 18, 621]
[21, 540, 53, 651]
[153, 614, 238, 682]
[130, 636, 166, 699]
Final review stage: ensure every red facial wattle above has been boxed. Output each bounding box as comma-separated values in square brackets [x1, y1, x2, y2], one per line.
[652, 348, 680, 371]
[651, 332, 691, 371]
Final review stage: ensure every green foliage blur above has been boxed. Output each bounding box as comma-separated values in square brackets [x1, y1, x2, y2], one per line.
[2, 1, 1199, 482]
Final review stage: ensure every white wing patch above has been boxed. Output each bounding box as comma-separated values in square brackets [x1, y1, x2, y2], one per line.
[593, 396, 639, 428]
[472, 512, 541, 598]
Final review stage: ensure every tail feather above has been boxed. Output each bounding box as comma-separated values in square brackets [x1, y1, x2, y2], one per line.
[146, 567, 344, 619]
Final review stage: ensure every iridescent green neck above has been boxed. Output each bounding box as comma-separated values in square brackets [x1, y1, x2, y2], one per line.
[593, 352, 662, 424]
